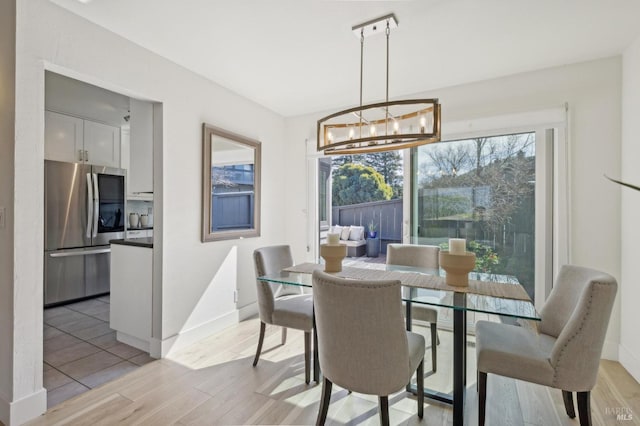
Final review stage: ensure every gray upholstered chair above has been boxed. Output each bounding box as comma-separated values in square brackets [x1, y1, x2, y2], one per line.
[387, 243, 440, 372]
[253, 245, 313, 384]
[476, 265, 618, 426]
[312, 270, 425, 425]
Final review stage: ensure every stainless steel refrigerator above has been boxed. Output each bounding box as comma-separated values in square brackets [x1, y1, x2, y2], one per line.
[44, 160, 126, 306]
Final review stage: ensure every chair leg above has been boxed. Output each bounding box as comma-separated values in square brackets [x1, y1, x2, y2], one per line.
[478, 371, 487, 426]
[316, 377, 332, 426]
[430, 323, 438, 372]
[304, 331, 311, 384]
[562, 390, 576, 418]
[281, 327, 287, 345]
[253, 321, 266, 367]
[416, 360, 424, 419]
[379, 396, 390, 426]
[577, 391, 592, 426]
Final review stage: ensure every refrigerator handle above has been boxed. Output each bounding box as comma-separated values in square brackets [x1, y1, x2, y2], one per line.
[92, 173, 99, 238]
[86, 173, 93, 238]
[49, 248, 111, 257]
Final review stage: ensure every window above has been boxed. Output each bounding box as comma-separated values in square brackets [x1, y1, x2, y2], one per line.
[411, 132, 537, 300]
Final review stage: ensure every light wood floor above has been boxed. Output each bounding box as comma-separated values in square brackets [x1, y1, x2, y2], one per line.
[27, 317, 640, 425]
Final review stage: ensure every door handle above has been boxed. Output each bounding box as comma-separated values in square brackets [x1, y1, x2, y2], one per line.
[84, 150, 89, 162]
[49, 248, 111, 258]
[86, 173, 93, 238]
[78, 149, 84, 161]
[92, 173, 99, 238]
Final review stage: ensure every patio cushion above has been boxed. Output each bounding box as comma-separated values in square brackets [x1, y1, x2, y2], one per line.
[348, 226, 365, 241]
[340, 227, 351, 240]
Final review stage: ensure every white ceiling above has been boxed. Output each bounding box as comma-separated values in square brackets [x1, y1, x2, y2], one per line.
[50, 0, 640, 117]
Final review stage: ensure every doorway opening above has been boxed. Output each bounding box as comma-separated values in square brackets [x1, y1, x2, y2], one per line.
[318, 150, 404, 267]
[43, 71, 158, 408]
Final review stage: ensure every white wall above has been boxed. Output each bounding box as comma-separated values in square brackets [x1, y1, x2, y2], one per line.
[10, 0, 288, 421]
[0, 1, 16, 424]
[284, 57, 623, 359]
[620, 35, 640, 382]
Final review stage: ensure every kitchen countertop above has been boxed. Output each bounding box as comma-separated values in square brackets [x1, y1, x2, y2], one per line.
[110, 237, 153, 248]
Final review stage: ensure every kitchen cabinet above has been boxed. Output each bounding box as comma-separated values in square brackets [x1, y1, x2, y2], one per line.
[45, 110, 121, 168]
[128, 99, 153, 195]
[84, 120, 121, 168]
[110, 241, 152, 352]
[44, 111, 83, 163]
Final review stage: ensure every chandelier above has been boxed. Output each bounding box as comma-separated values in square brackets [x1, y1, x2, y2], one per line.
[317, 14, 441, 155]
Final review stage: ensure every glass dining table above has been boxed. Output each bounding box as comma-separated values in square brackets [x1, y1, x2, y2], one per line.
[258, 263, 540, 426]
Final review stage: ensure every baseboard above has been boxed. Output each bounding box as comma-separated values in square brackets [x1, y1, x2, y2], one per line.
[116, 332, 150, 353]
[0, 387, 47, 426]
[153, 309, 239, 358]
[619, 343, 640, 383]
[601, 338, 619, 361]
[238, 302, 258, 321]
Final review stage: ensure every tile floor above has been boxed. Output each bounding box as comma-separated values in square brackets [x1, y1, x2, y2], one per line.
[43, 296, 155, 408]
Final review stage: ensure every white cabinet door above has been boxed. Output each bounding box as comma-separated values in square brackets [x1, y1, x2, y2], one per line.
[44, 111, 84, 163]
[84, 120, 121, 168]
[129, 99, 153, 193]
[110, 244, 152, 352]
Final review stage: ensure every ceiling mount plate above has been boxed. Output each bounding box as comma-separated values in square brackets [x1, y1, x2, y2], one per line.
[352, 13, 398, 38]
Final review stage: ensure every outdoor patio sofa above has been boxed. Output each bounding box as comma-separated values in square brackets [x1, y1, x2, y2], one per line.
[329, 225, 366, 257]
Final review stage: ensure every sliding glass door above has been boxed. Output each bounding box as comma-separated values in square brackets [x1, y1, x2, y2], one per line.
[411, 132, 537, 300]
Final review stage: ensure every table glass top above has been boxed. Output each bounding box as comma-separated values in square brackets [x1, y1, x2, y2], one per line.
[258, 264, 540, 321]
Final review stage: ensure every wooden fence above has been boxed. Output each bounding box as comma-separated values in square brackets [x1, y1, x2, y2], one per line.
[332, 199, 402, 254]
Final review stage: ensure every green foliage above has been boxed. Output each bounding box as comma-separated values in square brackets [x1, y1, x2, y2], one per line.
[467, 240, 500, 273]
[362, 152, 403, 198]
[439, 240, 500, 273]
[332, 163, 393, 206]
[332, 152, 403, 199]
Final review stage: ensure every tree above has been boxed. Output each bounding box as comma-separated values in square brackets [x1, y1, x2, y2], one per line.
[362, 152, 403, 198]
[331, 154, 366, 170]
[332, 151, 403, 198]
[418, 142, 471, 187]
[332, 163, 393, 206]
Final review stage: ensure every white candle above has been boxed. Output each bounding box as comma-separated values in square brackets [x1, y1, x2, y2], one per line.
[449, 238, 466, 254]
[327, 233, 340, 245]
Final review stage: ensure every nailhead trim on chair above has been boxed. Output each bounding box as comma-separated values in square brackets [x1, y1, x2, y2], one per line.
[551, 282, 604, 388]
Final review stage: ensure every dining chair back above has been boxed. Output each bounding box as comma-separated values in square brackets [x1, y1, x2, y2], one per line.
[254, 244, 293, 318]
[387, 243, 440, 372]
[540, 265, 618, 391]
[312, 270, 425, 425]
[386, 243, 439, 268]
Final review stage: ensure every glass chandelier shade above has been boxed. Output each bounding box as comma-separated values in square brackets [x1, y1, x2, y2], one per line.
[317, 14, 441, 155]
